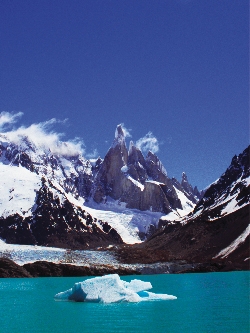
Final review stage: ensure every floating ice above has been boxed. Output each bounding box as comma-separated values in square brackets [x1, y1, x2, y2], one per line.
[54, 274, 177, 303]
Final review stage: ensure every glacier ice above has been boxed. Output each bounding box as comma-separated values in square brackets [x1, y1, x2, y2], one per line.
[54, 274, 177, 303]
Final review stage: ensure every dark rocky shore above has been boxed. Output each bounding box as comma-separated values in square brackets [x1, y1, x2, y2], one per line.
[0, 257, 140, 278]
[0, 255, 248, 278]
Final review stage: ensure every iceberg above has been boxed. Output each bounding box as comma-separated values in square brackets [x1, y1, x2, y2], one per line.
[54, 274, 177, 303]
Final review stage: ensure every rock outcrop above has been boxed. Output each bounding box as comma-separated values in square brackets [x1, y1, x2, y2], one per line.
[0, 257, 32, 278]
[91, 124, 200, 214]
[0, 257, 139, 278]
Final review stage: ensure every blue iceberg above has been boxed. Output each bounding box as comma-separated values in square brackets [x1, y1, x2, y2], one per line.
[54, 274, 177, 303]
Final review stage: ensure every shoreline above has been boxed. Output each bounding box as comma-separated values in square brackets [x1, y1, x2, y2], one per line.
[0, 257, 248, 278]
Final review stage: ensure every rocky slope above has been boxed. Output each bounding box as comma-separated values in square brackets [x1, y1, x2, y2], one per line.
[0, 257, 139, 278]
[0, 175, 123, 249]
[116, 146, 250, 269]
[191, 145, 249, 221]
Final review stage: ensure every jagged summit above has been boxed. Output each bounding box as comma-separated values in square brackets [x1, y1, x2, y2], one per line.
[113, 124, 126, 148]
[182, 172, 187, 181]
[181, 172, 202, 203]
[91, 125, 200, 214]
[128, 141, 145, 165]
[0, 123, 209, 246]
[0, 121, 248, 252]
[153, 146, 250, 267]
[0, 124, 202, 214]
[128, 140, 134, 153]
[146, 151, 168, 178]
[192, 145, 250, 219]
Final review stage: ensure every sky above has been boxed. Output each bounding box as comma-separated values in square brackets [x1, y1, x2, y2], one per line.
[0, 0, 248, 190]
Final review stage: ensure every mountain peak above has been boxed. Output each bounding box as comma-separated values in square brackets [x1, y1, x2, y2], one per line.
[146, 151, 167, 177]
[128, 140, 135, 154]
[182, 172, 188, 181]
[111, 124, 127, 151]
[181, 172, 188, 185]
[114, 124, 125, 143]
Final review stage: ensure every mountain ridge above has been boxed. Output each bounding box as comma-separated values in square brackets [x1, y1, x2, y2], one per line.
[116, 146, 249, 268]
[0, 125, 201, 247]
[0, 125, 249, 270]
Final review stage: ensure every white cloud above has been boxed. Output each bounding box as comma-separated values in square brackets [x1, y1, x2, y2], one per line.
[120, 123, 132, 138]
[0, 111, 85, 157]
[136, 132, 159, 154]
[0, 111, 23, 130]
[85, 148, 99, 159]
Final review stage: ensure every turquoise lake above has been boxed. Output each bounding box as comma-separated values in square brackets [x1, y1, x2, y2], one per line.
[0, 271, 249, 333]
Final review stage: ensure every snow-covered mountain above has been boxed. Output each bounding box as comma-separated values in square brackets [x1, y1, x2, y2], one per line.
[91, 124, 200, 214]
[190, 145, 249, 221]
[140, 146, 250, 266]
[0, 125, 201, 247]
[0, 120, 249, 271]
[0, 131, 123, 248]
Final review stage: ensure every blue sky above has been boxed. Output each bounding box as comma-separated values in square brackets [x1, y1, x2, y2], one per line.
[0, 0, 248, 190]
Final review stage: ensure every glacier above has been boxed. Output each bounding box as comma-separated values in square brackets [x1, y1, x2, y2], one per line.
[54, 274, 177, 303]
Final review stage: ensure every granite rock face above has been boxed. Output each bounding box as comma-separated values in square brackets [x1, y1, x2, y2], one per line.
[92, 125, 129, 203]
[91, 125, 200, 214]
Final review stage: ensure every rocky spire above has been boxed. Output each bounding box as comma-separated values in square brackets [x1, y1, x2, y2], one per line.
[145, 151, 168, 180]
[91, 124, 202, 213]
[181, 172, 194, 195]
[112, 124, 126, 148]
[128, 141, 146, 166]
[127, 141, 147, 183]
[181, 172, 202, 203]
[92, 124, 128, 203]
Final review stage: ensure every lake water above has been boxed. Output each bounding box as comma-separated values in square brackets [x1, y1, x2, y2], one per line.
[0, 271, 249, 333]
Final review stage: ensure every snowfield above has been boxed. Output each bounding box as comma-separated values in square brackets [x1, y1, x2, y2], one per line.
[0, 156, 193, 245]
[0, 164, 41, 218]
[84, 199, 164, 244]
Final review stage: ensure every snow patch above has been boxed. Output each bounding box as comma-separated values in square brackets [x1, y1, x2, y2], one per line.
[0, 164, 41, 218]
[127, 176, 144, 191]
[174, 187, 195, 216]
[121, 165, 128, 173]
[146, 180, 165, 186]
[214, 225, 250, 259]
